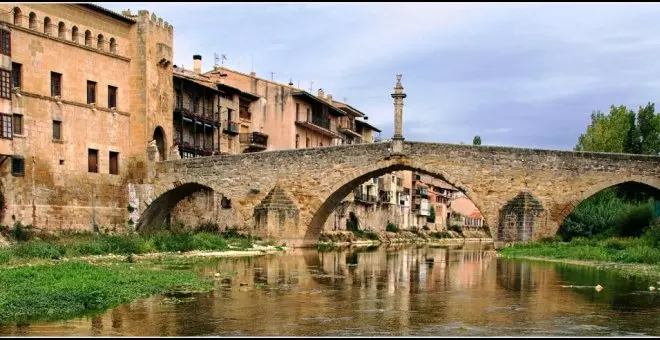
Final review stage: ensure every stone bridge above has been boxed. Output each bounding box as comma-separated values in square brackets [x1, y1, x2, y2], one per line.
[134, 140, 660, 247]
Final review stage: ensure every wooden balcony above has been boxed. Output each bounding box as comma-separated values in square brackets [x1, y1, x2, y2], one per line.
[353, 190, 378, 205]
[239, 131, 268, 151]
[222, 120, 239, 135]
[174, 106, 220, 127]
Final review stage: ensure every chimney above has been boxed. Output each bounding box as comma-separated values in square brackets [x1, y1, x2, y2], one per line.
[249, 71, 256, 77]
[193, 54, 202, 74]
[327, 93, 333, 103]
[317, 88, 325, 99]
[364, 116, 368, 120]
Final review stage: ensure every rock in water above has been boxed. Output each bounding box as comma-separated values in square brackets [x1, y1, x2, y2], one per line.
[595, 285, 603, 292]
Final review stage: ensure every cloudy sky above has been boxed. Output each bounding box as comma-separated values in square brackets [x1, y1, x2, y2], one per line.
[100, 2, 660, 150]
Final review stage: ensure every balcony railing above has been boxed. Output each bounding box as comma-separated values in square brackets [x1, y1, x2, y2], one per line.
[223, 120, 239, 135]
[310, 115, 331, 130]
[178, 141, 215, 157]
[239, 131, 268, 149]
[174, 106, 220, 126]
[354, 190, 377, 204]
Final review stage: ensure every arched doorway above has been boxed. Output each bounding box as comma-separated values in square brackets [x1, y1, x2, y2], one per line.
[135, 182, 213, 233]
[153, 126, 166, 161]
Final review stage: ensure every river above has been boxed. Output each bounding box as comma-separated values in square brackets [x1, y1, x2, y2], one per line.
[1, 243, 659, 336]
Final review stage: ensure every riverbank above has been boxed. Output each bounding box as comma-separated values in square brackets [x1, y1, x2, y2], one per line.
[317, 229, 492, 247]
[499, 237, 660, 282]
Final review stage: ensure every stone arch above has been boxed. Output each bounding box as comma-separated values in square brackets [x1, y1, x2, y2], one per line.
[28, 12, 37, 30]
[109, 37, 117, 53]
[553, 177, 660, 231]
[43, 16, 51, 35]
[71, 26, 79, 43]
[135, 182, 214, 233]
[97, 34, 104, 50]
[58, 22, 66, 39]
[153, 126, 166, 161]
[84, 30, 92, 46]
[304, 160, 489, 243]
[12, 7, 22, 26]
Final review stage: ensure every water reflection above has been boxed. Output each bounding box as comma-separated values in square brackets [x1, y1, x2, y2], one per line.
[1, 243, 659, 336]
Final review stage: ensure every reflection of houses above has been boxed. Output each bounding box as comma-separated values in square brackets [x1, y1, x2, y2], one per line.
[498, 192, 546, 241]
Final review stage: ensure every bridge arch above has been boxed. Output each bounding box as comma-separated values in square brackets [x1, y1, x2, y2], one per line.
[304, 158, 491, 242]
[553, 176, 660, 233]
[135, 182, 214, 233]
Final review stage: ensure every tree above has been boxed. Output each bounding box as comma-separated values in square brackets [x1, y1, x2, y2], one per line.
[574, 105, 635, 153]
[472, 135, 482, 145]
[637, 102, 660, 155]
[427, 206, 436, 223]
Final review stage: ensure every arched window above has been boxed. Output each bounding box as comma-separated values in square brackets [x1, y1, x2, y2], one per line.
[71, 26, 79, 43]
[109, 38, 117, 54]
[58, 22, 66, 39]
[12, 7, 22, 26]
[43, 17, 51, 35]
[84, 30, 92, 46]
[97, 34, 104, 50]
[28, 12, 37, 30]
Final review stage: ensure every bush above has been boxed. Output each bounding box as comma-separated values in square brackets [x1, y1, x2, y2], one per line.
[385, 222, 399, 233]
[449, 224, 463, 233]
[643, 218, 660, 247]
[13, 241, 64, 260]
[10, 222, 33, 242]
[346, 213, 360, 232]
[195, 222, 220, 234]
[422, 225, 430, 231]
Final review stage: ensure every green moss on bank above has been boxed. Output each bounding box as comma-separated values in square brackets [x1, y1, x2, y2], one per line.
[0, 261, 213, 325]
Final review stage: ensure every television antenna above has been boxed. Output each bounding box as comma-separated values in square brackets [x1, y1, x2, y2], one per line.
[214, 53, 219, 67]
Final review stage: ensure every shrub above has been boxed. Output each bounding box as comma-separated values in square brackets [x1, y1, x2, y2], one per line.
[386, 222, 399, 233]
[422, 225, 430, 231]
[448, 224, 463, 233]
[13, 241, 64, 259]
[11, 222, 33, 242]
[195, 222, 220, 234]
[346, 212, 360, 232]
[643, 218, 660, 247]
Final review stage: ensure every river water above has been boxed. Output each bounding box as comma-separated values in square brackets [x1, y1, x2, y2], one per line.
[1, 243, 659, 336]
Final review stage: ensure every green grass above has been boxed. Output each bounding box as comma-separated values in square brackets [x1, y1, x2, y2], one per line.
[0, 260, 213, 325]
[500, 236, 660, 265]
[0, 231, 256, 266]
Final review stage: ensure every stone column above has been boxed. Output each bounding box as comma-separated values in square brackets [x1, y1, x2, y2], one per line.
[391, 74, 406, 140]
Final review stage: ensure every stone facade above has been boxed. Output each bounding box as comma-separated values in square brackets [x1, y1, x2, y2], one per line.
[137, 141, 660, 246]
[0, 4, 173, 232]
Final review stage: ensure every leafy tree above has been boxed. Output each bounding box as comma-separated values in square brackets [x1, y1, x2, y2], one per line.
[427, 206, 436, 223]
[575, 103, 659, 155]
[472, 135, 482, 145]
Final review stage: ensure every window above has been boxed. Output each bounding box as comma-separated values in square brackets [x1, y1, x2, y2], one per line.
[109, 151, 119, 175]
[12, 114, 22, 135]
[97, 34, 104, 50]
[43, 17, 51, 35]
[87, 81, 96, 104]
[58, 22, 66, 39]
[51, 72, 61, 97]
[12, 156, 24, 177]
[84, 30, 92, 46]
[1, 114, 11, 139]
[306, 137, 310, 148]
[306, 108, 311, 121]
[52, 120, 61, 140]
[13, 7, 21, 26]
[0, 30, 10, 56]
[295, 103, 300, 120]
[88, 149, 98, 173]
[108, 86, 117, 108]
[11, 63, 20, 89]
[227, 108, 233, 121]
[295, 134, 299, 149]
[109, 38, 117, 53]
[71, 26, 79, 43]
[29, 12, 37, 30]
[0, 69, 10, 99]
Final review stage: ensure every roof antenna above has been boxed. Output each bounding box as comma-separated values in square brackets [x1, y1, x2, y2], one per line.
[297, 80, 300, 89]
[309, 81, 314, 92]
[214, 53, 219, 68]
[270, 72, 276, 81]
[251, 55, 254, 73]
[221, 53, 227, 66]
[288, 78, 294, 86]
[343, 97, 347, 103]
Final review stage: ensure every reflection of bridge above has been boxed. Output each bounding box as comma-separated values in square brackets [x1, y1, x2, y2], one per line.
[134, 139, 660, 246]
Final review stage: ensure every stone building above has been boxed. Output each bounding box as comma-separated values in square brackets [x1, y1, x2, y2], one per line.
[0, 4, 173, 231]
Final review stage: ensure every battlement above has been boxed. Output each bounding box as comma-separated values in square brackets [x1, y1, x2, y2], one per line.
[122, 9, 173, 35]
